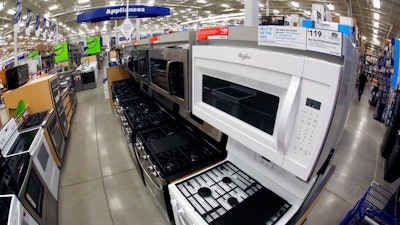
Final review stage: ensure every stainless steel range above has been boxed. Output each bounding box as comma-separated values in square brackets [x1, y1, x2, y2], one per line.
[135, 121, 227, 222]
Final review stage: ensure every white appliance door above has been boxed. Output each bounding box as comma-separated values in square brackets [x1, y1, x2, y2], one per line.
[31, 130, 60, 200]
[19, 200, 39, 225]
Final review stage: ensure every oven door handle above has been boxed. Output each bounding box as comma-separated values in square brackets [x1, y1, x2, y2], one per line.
[277, 76, 301, 154]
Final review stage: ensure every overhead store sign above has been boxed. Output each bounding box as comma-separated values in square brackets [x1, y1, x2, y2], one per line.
[77, 5, 170, 23]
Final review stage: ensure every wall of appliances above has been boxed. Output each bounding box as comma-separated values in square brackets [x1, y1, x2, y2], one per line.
[110, 26, 358, 225]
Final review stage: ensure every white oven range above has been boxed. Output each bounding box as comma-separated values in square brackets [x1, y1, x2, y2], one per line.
[169, 27, 358, 225]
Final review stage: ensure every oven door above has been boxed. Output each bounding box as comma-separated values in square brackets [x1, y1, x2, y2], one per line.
[18, 163, 48, 225]
[47, 113, 65, 162]
[31, 130, 60, 200]
[192, 45, 342, 181]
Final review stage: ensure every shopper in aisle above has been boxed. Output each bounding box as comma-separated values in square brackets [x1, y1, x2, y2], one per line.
[358, 72, 368, 100]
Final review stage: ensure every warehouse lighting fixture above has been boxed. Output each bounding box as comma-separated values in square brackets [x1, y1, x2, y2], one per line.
[373, 38, 380, 44]
[273, 10, 280, 14]
[3, 23, 8, 28]
[291, 1, 300, 8]
[0, 3, 3, 11]
[373, 29, 378, 34]
[327, 3, 334, 10]
[373, 12, 380, 20]
[197, 0, 207, 3]
[7, 9, 15, 15]
[109, 1, 116, 6]
[77, 0, 90, 4]
[181, 12, 244, 25]
[49, 5, 59, 11]
[373, 21, 379, 28]
[22, 15, 27, 20]
[373, 0, 380, 9]
[147, 0, 155, 5]
[373, 34, 377, 39]
[221, 3, 230, 8]
[304, 10, 311, 16]
[44, 13, 50, 18]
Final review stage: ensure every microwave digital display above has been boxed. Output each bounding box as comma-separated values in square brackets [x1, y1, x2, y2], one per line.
[306, 98, 321, 110]
[202, 75, 279, 135]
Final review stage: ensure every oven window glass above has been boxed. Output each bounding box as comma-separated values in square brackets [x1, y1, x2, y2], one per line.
[82, 71, 95, 84]
[138, 57, 148, 78]
[169, 61, 184, 99]
[150, 59, 169, 92]
[0, 196, 11, 224]
[25, 169, 44, 217]
[202, 75, 279, 135]
[37, 144, 49, 172]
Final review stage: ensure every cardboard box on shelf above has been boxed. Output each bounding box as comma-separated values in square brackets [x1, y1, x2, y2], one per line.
[311, 4, 325, 21]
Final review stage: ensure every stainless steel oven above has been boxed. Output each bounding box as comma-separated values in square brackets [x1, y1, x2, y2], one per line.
[149, 48, 189, 110]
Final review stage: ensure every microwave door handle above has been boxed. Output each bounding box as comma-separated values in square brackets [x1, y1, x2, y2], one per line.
[277, 76, 301, 153]
[166, 61, 175, 93]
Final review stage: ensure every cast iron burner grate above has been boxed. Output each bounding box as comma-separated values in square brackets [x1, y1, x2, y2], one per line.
[138, 122, 224, 177]
[175, 161, 292, 225]
[20, 111, 48, 130]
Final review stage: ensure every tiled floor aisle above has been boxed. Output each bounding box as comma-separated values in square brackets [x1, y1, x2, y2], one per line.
[57, 64, 400, 225]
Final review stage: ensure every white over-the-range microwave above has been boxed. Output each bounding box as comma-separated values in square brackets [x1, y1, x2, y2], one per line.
[169, 27, 358, 225]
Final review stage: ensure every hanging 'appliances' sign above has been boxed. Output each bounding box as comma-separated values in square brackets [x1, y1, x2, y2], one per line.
[77, 5, 170, 23]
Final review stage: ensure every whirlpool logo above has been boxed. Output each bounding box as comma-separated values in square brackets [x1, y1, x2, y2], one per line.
[238, 53, 251, 60]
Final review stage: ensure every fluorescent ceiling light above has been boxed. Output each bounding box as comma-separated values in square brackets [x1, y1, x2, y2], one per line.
[197, 0, 207, 3]
[221, 3, 230, 8]
[49, 5, 59, 11]
[147, 0, 155, 5]
[3, 24, 9, 28]
[373, 29, 378, 34]
[182, 12, 244, 25]
[77, 0, 90, 4]
[7, 9, 15, 15]
[22, 15, 27, 20]
[373, 12, 380, 20]
[373, 21, 379, 28]
[273, 10, 280, 14]
[44, 13, 50, 18]
[327, 3, 334, 10]
[373, 0, 380, 8]
[0, 3, 3, 11]
[373, 34, 377, 39]
[109, 1, 116, 6]
[373, 38, 380, 44]
[291, 1, 300, 8]
[304, 10, 311, 16]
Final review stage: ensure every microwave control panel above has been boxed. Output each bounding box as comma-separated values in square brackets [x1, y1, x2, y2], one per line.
[282, 73, 339, 181]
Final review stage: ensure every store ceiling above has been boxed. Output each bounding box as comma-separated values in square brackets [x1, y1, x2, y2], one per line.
[0, 0, 397, 60]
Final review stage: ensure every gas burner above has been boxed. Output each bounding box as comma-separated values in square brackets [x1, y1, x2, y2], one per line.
[198, 187, 212, 198]
[222, 177, 232, 184]
[227, 197, 239, 206]
[145, 132, 164, 142]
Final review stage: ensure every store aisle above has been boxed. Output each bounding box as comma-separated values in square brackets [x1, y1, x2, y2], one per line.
[58, 66, 169, 225]
[58, 63, 399, 225]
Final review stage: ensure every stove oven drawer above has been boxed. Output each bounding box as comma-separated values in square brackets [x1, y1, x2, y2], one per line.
[171, 199, 196, 225]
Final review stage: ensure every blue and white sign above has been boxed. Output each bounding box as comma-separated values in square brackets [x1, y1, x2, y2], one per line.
[14, 1, 22, 33]
[35, 14, 40, 37]
[258, 26, 307, 50]
[119, 18, 135, 40]
[25, 8, 32, 35]
[77, 5, 170, 23]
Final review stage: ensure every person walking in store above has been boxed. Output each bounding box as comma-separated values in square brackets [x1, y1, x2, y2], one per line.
[358, 72, 368, 100]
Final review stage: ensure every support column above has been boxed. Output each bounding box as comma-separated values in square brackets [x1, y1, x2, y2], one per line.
[136, 0, 141, 40]
[244, 0, 259, 26]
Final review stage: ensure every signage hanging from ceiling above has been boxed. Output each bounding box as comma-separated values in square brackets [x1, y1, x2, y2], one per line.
[77, 5, 170, 23]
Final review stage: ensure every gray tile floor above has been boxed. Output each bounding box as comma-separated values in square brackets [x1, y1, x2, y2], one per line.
[48, 64, 399, 225]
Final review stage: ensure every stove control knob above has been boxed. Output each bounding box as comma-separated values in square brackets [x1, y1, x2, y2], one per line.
[142, 155, 150, 160]
[139, 147, 145, 151]
[135, 143, 140, 147]
[148, 165, 156, 171]
[152, 171, 159, 177]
